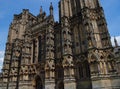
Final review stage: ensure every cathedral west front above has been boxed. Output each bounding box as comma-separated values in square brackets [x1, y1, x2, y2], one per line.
[0, 0, 120, 89]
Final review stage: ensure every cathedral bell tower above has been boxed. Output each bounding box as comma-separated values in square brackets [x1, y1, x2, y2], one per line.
[59, 0, 76, 89]
[59, 0, 119, 89]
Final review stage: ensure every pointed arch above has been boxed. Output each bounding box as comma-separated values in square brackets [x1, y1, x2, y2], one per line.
[58, 81, 64, 89]
[107, 53, 116, 72]
[90, 53, 98, 62]
[34, 75, 43, 89]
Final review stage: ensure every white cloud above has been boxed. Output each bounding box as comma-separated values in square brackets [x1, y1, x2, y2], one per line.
[111, 36, 120, 46]
[0, 51, 4, 72]
[0, 51, 4, 62]
[0, 66, 2, 72]
[0, 51, 4, 56]
[0, 58, 4, 63]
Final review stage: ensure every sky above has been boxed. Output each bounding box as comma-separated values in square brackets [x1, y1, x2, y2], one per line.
[0, 0, 120, 71]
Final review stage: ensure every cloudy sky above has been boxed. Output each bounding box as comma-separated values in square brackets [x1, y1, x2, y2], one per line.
[0, 0, 120, 71]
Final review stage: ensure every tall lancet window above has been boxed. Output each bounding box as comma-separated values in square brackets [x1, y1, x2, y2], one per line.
[76, 0, 81, 13]
[38, 36, 41, 62]
[32, 39, 35, 63]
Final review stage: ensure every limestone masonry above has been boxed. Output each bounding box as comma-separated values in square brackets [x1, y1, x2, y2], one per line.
[0, 0, 120, 89]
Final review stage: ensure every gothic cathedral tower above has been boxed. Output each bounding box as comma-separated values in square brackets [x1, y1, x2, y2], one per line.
[59, 0, 120, 89]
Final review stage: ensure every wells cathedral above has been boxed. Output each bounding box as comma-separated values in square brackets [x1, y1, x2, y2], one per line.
[0, 0, 120, 89]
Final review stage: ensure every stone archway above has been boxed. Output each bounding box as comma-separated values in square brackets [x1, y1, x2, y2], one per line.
[58, 81, 64, 89]
[34, 75, 43, 89]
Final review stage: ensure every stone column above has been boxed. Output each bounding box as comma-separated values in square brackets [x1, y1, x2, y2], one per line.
[61, 16, 76, 89]
[45, 22, 55, 89]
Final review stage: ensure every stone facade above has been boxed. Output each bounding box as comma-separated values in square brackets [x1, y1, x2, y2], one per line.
[0, 0, 120, 89]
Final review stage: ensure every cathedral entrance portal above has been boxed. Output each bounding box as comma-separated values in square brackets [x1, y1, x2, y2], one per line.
[35, 75, 43, 89]
[58, 81, 64, 89]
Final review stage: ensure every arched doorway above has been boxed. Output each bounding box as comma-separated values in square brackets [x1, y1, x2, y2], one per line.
[35, 75, 43, 89]
[58, 81, 64, 89]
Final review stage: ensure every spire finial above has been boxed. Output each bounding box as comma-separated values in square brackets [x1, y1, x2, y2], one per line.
[50, 2, 53, 9]
[49, 2, 53, 16]
[40, 6, 43, 15]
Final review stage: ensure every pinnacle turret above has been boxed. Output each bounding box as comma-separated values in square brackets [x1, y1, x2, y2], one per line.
[49, 2, 53, 16]
[40, 6, 43, 15]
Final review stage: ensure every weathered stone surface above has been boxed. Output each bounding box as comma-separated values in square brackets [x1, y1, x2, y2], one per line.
[0, 0, 120, 89]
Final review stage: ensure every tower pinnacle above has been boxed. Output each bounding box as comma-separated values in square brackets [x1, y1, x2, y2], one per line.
[49, 2, 53, 16]
[40, 6, 43, 15]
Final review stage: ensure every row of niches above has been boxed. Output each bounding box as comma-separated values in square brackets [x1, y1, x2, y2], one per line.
[5, 50, 11, 54]
[90, 61, 116, 75]
[22, 48, 31, 53]
[21, 59, 31, 65]
[18, 66, 37, 75]
[8, 75, 32, 81]
[3, 60, 9, 65]
[46, 32, 54, 37]
[46, 29, 54, 33]
[46, 36, 54, 40]
[1, 78, 7, 82]
[10, 68, 18, 76]
[23, 41, 32, 44]
[63, 34, 71, 41]
[64, 48, 72, 54]
[46, 44, 54, 48]
[63, 38, 72, 43]
[4, 55, 10, 60]
[98, 22, 106, 26]
[28, 19, 37, 26]
[83, 9, 103, 18]
[46, 48, 54, 52]
[11, 62, 19, 68]
[20, 69, 36, 75]
[46, 39, 54, 45]
[63, 42, 72, 47]
[2, 71, 8, 77]
[24, 39, 31, 43]
[20, 74, 34, 81]
[2, 65, 9, 71]
[22, 53, 31, 58]
[46, 52, 54, 59]
[6, 44, 12, 49]
[62, 30, 72, 35]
